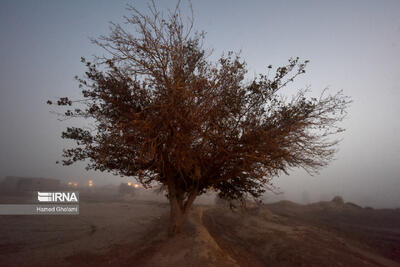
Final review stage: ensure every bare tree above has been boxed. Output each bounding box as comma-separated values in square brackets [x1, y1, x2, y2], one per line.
[48, 2, 351, 236]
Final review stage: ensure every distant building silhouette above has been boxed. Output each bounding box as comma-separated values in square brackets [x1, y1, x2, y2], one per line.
[1, 176, 60, 193]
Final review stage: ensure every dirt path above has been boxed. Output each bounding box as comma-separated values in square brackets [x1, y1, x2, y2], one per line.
[122, 206, 239, 267]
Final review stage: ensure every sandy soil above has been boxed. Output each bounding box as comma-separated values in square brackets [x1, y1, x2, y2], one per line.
[204, 203, 400, 267]
[1, 193, 399, 267]
[0, 195, 168, 266]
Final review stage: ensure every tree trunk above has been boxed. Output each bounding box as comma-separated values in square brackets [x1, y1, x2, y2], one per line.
[167, 185, 198, 237]
[169, 196, 185, 236]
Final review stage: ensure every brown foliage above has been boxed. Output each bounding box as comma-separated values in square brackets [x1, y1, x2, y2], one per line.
[48, 2, 351, 234]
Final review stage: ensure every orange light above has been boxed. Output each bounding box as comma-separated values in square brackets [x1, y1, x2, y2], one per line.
[134, 184, 139, 189]
[73, 183, 78, 187]
[127, 182, 132, 186]
[68, 182, 72, 186]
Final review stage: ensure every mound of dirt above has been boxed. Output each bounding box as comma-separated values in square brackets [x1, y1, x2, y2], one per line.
[331, 195, 345, 205]
[266, 201, 400, 265]
[204, 205, 400, 267]
[134, 207, 238, 267]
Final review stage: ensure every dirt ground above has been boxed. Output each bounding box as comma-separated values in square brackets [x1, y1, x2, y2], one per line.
[0, 196, 168, 266]
[0, 193, 399, 267]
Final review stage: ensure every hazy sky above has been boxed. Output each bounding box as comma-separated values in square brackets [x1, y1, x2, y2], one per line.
[0, 0, 399, 207]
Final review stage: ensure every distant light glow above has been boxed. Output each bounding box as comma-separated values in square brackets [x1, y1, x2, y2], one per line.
[134, 183, 139, 189]
[127, 182, 132, 186]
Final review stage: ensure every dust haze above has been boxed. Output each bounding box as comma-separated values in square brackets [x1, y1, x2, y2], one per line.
[0, 0, 399, 266]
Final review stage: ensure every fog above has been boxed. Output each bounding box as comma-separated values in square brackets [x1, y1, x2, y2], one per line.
[0, 0, 399, 208]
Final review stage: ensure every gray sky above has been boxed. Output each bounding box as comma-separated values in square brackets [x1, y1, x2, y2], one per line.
[0, 0, 399, 207]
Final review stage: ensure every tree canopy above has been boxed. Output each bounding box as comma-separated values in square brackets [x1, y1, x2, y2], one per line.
[48, 2, 351, 235]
